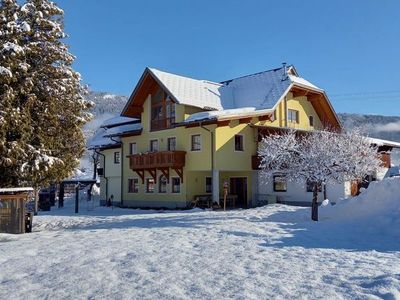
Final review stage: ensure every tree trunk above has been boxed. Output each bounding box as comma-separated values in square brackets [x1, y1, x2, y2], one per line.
[311, 183, 318, 221]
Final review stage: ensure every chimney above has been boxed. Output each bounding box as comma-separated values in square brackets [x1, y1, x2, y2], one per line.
[282, 62, 287, 79]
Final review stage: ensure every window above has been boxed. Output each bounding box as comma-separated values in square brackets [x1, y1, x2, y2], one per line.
[114, 152, 120, 164]
[150, 139, 158, 152]
[205, 177, 212, 193]
[172, 177, 181, 193]
[191, 134, 201, 151]
[167, 137, 176, 151]
[128, 178, 139, 193]
[129, 143, 137, 155]
[309, 116, 314, 127]
[234, 135, 244, 151]
[159, 175, 167, 193]
[288, 109, 299, 123]
[306, 180, 322, 193]
[146, 178, 155, 193]
[273, 175, 287, 192]
[151, 88, 176, 131]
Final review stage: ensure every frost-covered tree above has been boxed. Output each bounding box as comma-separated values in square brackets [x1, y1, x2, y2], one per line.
[259, 129, 382, 221]
[0, 0, 34, 186]
[0, 0, 92, 189]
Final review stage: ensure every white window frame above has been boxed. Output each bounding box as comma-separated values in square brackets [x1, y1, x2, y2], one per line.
[234, 134, 244, 152]
[129, 142, 137, 155]
[146, 177, 155, 193]
[167, 136, 177, 151]
[128, 178, 139, 193]
[158, 175, 168, 193]
[171, 177, 181, 194]
[309, 115, 314, 127]
[288, 109, 299, 124]
[149, 139, 159, 152]
[190, 134, 202, 152]
[114, 151, 120, 164]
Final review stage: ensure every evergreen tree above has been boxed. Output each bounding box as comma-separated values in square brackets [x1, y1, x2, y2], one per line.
[0, 0, 92, 188]
[0, 0, 34, 186]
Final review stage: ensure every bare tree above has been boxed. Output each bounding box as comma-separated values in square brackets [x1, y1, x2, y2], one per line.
[259, 129, 382, 221]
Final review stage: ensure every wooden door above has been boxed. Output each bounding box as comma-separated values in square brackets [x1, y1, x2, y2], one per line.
[230, 177, 248, 208]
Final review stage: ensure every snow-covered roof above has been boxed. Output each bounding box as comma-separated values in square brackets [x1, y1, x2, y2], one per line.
[148, 66, 324, 113]
[88, 123, 142, 150]
[103, 123, 142, 138]
[148, 68, 226, 110]
[366, 137, 400, 148]
[100, 116, 139, 128]
[182, 107, 274, 124]
[0, 187, 34, 193]
[88, 128, 120, 149]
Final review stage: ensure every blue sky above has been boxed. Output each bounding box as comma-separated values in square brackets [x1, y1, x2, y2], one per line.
[57, 0, 400, 116]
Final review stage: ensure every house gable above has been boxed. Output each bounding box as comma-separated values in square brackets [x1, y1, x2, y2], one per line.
[290, 85, 341, 130]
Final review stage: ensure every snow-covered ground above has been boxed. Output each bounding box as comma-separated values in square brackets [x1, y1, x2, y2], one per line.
[1, 179, 399, 299]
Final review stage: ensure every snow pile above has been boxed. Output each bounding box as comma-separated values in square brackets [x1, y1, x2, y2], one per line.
[321, 177, 400, 237]
[1, 198, 399, 298]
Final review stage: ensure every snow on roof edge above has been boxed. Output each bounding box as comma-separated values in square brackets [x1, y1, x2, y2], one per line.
[366, 137, 400, 148]
[0, 187, 34, 193]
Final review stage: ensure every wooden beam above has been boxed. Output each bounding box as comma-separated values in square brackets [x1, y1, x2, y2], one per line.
[173, 168, 184, 183]
[135, 170, 145, 184]
[147, 168, 157, 183]
[185, 120, 217, 128]
[239, 117, 252, 124]
[258, 114, 272, 121]
[292, 89, 309, 97]
[217, 120, 230, 127]
[125, 106, 143, 116]
[159, 167, 170, 183]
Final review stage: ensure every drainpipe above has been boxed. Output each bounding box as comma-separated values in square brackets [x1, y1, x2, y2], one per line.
[284, 96, 288, 127]
[200, 122, 218, 206]
[110, 137, 123, 207]
[95, 149, 108, 205]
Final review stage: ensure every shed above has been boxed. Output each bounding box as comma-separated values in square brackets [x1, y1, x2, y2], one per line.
[0, 187, 34, 234]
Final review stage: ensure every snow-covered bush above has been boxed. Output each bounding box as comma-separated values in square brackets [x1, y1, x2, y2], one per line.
[259, 129, 382, 221]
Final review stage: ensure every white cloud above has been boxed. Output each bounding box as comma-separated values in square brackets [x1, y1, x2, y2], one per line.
[373, 121, 400, 133]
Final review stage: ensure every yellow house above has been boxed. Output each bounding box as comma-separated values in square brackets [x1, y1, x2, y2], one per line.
[90, 64, 341, 209]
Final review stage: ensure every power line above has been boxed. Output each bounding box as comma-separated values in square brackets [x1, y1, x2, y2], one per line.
[330, 90, 400, 98]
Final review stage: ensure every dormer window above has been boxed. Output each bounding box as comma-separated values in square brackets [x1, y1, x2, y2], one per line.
[151, 88, 176, 131]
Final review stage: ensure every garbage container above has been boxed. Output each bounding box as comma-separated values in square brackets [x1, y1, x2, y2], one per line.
[39, 192, 51, 211]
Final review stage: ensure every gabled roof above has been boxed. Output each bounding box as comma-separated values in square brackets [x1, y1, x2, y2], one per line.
[121, 65, 341, 128]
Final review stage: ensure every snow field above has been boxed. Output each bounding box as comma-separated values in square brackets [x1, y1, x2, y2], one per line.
[0, 178, 399, 299]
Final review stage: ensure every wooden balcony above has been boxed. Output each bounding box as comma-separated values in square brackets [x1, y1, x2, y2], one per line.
[128, 151, 186, 183]
[252, 155, 262, 170]
[129, 151, 186, 170]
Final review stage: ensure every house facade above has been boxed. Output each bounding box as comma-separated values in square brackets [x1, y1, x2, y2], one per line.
[89, 65, 396, 209]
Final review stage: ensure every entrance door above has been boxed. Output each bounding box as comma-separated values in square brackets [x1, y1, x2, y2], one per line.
[230, 177, 248, 208]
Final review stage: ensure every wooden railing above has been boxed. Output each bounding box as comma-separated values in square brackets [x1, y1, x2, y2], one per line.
[151, 117, 175, 131]
[129, 151, 186, 170]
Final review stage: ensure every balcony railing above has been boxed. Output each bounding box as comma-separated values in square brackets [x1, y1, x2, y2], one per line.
[151, 117, 175, 131]
[129, 151, 186, 170]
